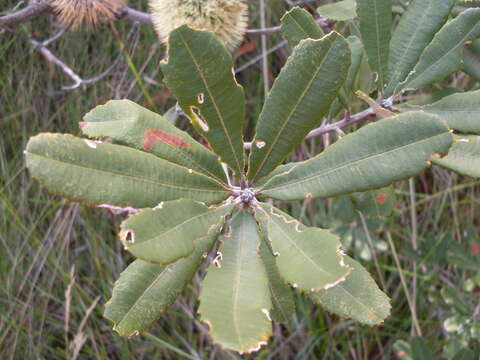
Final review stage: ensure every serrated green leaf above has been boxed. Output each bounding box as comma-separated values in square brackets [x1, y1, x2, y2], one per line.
[104, 227, 220, 337]
[280, 7, 324, 48]
[432, 135, 480, 178]
[385, 0, 455, 96]
[260, 112, 452, 201]
[317, 0, 357, 22]
[351, 186, 396, 218]
[309, 256, 391, 325]
[255, 203, 350, 292]
[248, 32, 351, 182]
[120, 200, 234, 264]
[161, 25, 245, 176]
[199, 211, 272, 353]
[81, 100, 227, 182]
[259, 238, 296, 324]
[401, 8, 480, 90]
[356, 0, 392, 89]
[25, 134, 229, 208]
[400, 90, 480, 134]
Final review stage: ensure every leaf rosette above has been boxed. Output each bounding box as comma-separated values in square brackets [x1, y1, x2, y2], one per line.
[26, 5, 476, 352]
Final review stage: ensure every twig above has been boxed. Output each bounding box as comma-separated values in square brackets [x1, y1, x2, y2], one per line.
[243, 107, 375, 150]
[1, 0, 326, 35]
[28, 23, 139, 91]
[260, 0, 269, 98]
[0, 0, 50, 28]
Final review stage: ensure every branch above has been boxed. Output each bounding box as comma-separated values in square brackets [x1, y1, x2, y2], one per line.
[243, 107, 375, 150]
[0, 0, 50, 28]
[1, 1, 326, 36]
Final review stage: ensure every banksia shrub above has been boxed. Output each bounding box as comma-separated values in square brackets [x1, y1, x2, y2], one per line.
[50, 0, 126, 28]
[150, 0, 248, 51]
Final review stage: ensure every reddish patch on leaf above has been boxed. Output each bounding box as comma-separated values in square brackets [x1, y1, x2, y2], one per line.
[79, 122, 88, 129]
[143, 129, 189, 151]
[375, 193, 388, 204]
[472, 244, 480, 255]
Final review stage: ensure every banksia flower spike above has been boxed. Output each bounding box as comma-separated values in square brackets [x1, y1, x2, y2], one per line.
[150, 0, 249, 51]
[50, 0, 126, 29]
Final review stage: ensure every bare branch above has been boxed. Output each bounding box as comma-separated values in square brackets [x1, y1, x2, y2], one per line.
[243, 107, 375, 150]
[0, 0, 51, 28]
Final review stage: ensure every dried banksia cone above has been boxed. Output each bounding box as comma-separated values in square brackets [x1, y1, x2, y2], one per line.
[150, 0, 248, 51]
[50, 0, 126, 29]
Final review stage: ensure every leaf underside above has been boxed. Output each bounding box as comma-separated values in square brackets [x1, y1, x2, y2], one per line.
[25, 134, 229, 208]
[81, 99, 227, 182]
[199, 211, 272, 353]
[104, 225, 222, 337]
[260, 112, 453, 201]
[255, 203, 350, 292]
[161, 25, 246, 176]
[310, 256, 391, 325]
[248, 31, 351, 182]
[120, 200, 234, 264]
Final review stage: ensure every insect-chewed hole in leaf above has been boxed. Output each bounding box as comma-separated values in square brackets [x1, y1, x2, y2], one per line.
[143, 129, 189, 150]
[255, 141, 266, 148]
[128, 330, 140, 338]
[197, 93, 205, 104]
[84, 139, 98, 149]
[189, 106, 209, 132]
[153, 202, 164, 210]
[261, 308, 271, 321]
[212, 251, 223, 268]
[123, 230, 135, 244]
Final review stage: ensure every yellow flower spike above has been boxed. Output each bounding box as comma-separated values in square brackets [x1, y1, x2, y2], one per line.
[150, 0, 249, 51]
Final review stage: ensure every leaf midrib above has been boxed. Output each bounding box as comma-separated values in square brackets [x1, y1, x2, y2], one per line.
[251, 36, 337, 182]
[27, 152, 228, 193]
[388, 0, 433, 88]
[130, 206, 226, 248]
[270, 215, 346, 286]
[406, 12, 480, 87]
[85, 120, 226, 182]
[263, 131, 448, 192]
[178, 30, 244, 175]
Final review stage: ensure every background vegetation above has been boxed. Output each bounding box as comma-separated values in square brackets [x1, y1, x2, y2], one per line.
[1, 0, 479, 358]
